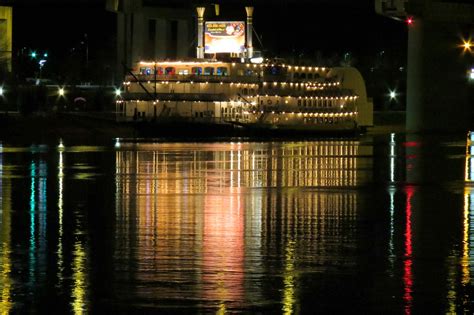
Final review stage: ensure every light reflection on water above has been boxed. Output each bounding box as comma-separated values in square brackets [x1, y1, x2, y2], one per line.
[0, 147, 12, 314]
[113, 141, 368, 311]
[2, 136, 474, 312]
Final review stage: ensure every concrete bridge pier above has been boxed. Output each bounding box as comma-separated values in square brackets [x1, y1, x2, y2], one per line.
[407, 18, 470, 132]
[376, 0, 474, 133]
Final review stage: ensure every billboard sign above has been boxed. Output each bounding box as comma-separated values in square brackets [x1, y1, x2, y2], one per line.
[204, 21, 245, 54]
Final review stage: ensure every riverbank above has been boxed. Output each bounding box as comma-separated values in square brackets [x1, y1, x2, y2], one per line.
[0, 112, 135, 144]
[0, 111, 406, 143]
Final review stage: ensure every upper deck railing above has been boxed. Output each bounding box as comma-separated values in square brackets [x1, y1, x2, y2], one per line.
[125, 74, 262, 84]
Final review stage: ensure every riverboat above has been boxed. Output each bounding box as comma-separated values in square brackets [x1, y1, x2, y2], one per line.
[115, 6, 373, 136]
[116, 59, 373, 135]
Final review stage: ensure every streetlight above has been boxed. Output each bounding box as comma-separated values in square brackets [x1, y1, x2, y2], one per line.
[389, 89, 397, 100]
[461, 39, 473, 53]
[0, 87, 3, 96]
[38, 59, 47, 80]
[115, 88, 121, 97]
[58, 87, 65, 96]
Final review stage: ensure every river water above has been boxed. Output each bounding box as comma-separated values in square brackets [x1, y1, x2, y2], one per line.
[0, 133, 473, 313]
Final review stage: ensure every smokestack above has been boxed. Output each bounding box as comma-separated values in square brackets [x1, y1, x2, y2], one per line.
[245, 6, 254, 59]
[196, 7, 206, 59]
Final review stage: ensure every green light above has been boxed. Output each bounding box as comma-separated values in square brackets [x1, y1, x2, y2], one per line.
[43, 52, 48, 58]
[31, 51, 37, 59]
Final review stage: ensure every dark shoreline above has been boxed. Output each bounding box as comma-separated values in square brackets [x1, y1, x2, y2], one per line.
[0, 112, 135, 144]
[0, 111, 407, 144]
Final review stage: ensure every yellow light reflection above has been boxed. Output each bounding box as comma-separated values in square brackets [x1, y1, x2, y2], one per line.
[115, 141, 366, 193]
[463, 132, 474, 286]
[0, 153, 12, 314]
[282, 240, 296, 315]
[462, 192, 470, 286]
[217, 303, 226, 315]
[71, 241, 88, 314]
[114, 141, 366, 310]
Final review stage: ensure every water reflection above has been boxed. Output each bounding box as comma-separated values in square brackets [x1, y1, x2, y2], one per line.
[282, 240, 296, 315]
[0, 146, 12, 314]
[71, 241, 88, 314]
[3, 134, 474, 312]
[29, 161, 37, 288]
[115, 141, 369, 193]
[57, 149, 64, 285]
[202, 193, 244, 310]
[26, 147, 90, 313]
[403, 186, 414, 315]
[114, 141, 369, 310]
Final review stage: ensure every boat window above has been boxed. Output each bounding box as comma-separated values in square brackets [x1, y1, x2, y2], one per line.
[140, 67, 153, 75]
[245, 69, 254, 76]
[156, 67, 164, 75]
[243, 88, 248, 95]
[192, 67, 202, 75]
[178, 69, 189, 75]
[307, 73, 313, 79]
[303, 99, 307, 107]
[165, 67, 175, 75]
[300, 73, 306, 79]
[204, 67, 214, 75]
[217, 67, 228, 76]
[297, 99, 301, 106]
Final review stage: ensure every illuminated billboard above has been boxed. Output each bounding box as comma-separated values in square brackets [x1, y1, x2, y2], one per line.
[204, 21, 245, 54]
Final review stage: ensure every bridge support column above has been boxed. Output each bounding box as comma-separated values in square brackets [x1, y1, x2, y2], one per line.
[406, 18, 470, 132]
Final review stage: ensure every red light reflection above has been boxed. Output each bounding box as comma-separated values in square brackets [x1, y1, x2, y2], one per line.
[403, 186, 415, 315]
[402, 141, 420, 148]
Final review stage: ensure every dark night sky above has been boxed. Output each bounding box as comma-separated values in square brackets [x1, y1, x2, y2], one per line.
[6, 0, 407, 63]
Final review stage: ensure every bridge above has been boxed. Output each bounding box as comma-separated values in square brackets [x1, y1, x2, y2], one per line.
[376, 0, 474, 132]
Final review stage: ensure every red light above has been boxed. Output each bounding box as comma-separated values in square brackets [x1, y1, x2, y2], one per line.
[406, 17, 414, 25]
